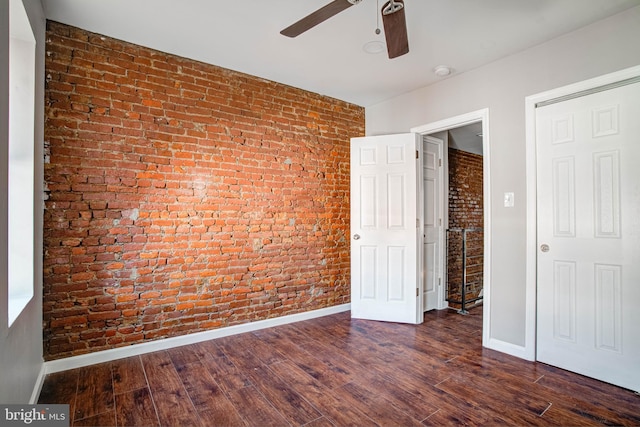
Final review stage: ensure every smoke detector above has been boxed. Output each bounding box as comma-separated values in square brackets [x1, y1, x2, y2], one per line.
[434, 65, 452, 77]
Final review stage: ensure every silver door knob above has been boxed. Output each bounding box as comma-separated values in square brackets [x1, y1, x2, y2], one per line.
[353, 234, 361, 240]
[540, 244, 550, 252]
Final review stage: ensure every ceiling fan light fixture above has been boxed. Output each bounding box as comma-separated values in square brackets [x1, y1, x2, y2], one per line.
[434, 65, 452, 77]
[363, 40, 385, 54]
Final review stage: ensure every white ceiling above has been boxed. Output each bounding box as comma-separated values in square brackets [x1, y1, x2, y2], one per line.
[42, 0, 639, 107]
[448, 122, 483, 155]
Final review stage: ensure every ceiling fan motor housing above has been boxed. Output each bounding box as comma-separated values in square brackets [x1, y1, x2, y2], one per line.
[381, 0, 409, 58]
[382, 0, 404, 15]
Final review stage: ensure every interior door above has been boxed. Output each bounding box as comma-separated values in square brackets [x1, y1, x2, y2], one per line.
[423, 136, 443, 311]
[536, 81, 640, 392]
[350, 133, 422, 324]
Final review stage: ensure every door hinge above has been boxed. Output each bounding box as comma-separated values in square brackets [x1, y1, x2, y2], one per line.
[416, 150, 419, 159]
[439, 158, 442, 167]
[416, 288, 419, 297]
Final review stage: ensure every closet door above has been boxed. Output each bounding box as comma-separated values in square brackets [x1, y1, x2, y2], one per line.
[536, 81, 640, 392]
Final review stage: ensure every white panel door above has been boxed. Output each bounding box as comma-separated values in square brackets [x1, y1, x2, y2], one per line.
[536, 81, 640, 392]
[351, 133, 422, 324]
[423, 136, 443, 311]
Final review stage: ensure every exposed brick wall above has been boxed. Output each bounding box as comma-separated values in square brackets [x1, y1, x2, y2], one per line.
[42, 21, 364, 360]
[446, 148, 483, 308]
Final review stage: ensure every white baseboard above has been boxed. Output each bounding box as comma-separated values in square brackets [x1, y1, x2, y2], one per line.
[45, 303, 351, 374]
[485, 337, 535, 361]
[29, 362, 47, 404]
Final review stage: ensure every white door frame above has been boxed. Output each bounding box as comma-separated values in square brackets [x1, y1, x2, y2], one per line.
[524, 65, 640, 362]
[411, 108, 491, 347]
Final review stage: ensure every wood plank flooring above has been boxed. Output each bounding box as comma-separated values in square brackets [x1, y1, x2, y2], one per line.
[38, 307, 640, 426]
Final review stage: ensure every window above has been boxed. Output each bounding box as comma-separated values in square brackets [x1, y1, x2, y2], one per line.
[7, 0, 36, 326]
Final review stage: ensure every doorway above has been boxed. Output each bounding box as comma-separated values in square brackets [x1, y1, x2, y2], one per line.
[349, 109, 490, 336]
[421, 126, 484, 313]
[412, 109, 491, 346]
[440, 124, 484, 314]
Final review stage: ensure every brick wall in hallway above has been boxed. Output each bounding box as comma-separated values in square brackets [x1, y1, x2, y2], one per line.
[447, 147, 484, 308]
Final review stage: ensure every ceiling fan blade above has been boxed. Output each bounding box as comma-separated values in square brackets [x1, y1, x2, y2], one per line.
[381, 0, 409, 59]
[281, 0, 356, 38]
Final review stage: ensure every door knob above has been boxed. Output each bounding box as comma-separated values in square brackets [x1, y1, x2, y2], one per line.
[353, 234, 361, 240]
[540, 244, 550, 252]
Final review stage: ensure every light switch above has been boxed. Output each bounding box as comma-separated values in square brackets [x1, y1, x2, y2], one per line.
[504, 192, 514, 208]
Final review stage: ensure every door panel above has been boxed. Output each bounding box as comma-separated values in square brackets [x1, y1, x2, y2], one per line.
[423, 136, 443, 311]
[351, 133, 422, 324]
[536, 82, 640, 392]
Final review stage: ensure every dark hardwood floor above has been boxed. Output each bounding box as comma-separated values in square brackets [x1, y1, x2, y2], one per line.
[38, 307, 640, 426]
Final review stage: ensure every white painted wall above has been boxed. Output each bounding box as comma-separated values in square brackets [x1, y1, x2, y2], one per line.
[0, 0, 45, 404]
[366, 6, 640, 351]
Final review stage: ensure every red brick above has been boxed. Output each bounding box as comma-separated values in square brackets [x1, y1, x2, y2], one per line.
[42, 20, 362, 361]
[447, 148, 484, 307]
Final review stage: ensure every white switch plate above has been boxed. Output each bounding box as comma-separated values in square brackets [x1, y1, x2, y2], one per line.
[504, 192, 514, 207]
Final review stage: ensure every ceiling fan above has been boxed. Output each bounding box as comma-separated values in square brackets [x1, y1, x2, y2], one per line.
[280, 0, 409, 59]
